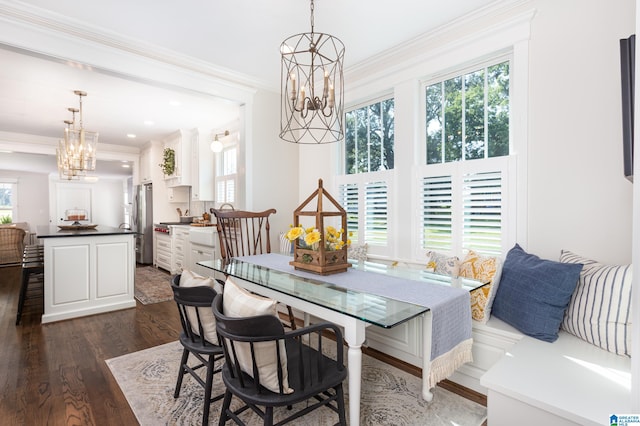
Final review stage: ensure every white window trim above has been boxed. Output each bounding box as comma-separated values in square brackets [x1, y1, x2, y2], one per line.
[411, 37, 529, 261]
[0, 178, 18, 220]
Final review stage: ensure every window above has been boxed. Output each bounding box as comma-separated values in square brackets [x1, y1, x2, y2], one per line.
[215, 145, 237, 204]
[345, 98, 395, 174]
[420, 59, 512, 257]
[339, 97, 395, 253]
[426, 61, 509, 164]
[0, 180, 17, 222]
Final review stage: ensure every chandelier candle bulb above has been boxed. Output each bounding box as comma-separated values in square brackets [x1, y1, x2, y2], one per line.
[290, 73, 296, 99]
[299, 86, 306, 109]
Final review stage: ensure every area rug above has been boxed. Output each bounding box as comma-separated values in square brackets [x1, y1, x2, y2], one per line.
[106, 341, 487, 425]
[134, 266, 173, 305]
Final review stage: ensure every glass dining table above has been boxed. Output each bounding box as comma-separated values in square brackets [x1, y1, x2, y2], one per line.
[199, 255, 487, 426]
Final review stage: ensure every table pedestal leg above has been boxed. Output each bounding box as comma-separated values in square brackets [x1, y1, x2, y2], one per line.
[422, 311, 434, 401]
[348, 345, 362, 425]
[343, 319, 366, 426]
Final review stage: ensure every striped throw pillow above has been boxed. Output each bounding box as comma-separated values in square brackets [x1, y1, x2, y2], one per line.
[560, 250, 632, 357]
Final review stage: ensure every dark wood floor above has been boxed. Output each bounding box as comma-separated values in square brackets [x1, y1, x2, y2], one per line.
[0, 265, 486, 425]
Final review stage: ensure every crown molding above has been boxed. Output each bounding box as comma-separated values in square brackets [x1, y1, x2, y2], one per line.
[0, 131, 139, 158]
[0, 1, 268, 98]
[344, 0, 534, 92]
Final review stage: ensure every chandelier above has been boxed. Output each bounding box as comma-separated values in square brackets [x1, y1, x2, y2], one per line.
[57, 90, 98, 179]
[279, 0, 345, 144]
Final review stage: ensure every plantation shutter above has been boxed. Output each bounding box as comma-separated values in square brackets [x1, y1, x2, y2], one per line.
[338, 183, 359, 242]
[417, 156, 511, 257]
[364, 181, 388, 246]
[462, 171, 502, 256]
[420, 175, 453, 252]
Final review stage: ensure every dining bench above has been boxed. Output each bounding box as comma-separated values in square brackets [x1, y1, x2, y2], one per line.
[480, 318, 632, 426]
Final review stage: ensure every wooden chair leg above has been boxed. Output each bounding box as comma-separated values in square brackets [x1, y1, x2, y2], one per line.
[219, 391, 233, 426]
[286, 305, 296, 330]
[174, 348, 190, 398]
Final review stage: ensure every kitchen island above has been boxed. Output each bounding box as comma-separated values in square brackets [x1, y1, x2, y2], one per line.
[36, 225, 138, 323]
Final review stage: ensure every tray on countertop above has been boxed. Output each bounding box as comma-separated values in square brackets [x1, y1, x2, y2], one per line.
[190, 223, 216, 227]
[58, 224, 98, 230]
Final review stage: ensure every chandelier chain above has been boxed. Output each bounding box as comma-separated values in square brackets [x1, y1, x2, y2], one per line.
[310, 0, 315, 33]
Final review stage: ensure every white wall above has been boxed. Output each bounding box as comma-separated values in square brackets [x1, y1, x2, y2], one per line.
[245, 88, 301, 236]
[0, 170, 49, 232]
[48, 176, 128, 228]
[527, 0, 634, 264]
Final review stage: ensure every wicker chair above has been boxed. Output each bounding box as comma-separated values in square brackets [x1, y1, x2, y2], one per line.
[0, 227, 26, 267]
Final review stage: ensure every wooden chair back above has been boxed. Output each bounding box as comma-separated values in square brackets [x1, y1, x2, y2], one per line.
[212, 208, 277, 260]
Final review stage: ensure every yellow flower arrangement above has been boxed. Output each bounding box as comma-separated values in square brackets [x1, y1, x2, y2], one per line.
[285, 224, 350, 251]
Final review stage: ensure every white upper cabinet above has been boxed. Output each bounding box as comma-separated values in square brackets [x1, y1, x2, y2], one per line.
[191, 129, 214, 201]
[162, 129, 192, 187]
[138, 145, 152, 184]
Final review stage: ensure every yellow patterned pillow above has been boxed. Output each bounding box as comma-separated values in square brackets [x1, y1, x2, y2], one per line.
[459, 250, 502, 323]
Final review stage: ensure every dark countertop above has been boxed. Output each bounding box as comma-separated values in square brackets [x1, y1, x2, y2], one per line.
[36, 225, 139, 239]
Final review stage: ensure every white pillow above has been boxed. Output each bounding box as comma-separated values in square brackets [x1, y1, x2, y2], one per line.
[348, 243, 368, 262]
[222, 277, 292, 393]
[179, 270, 218, 344]
[560, 250, 632, 356]
[426, 251, 460, 277]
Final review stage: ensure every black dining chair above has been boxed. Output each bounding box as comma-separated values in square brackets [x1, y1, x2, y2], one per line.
[212, 293, 347, 426]
[171, 274, 225, 426]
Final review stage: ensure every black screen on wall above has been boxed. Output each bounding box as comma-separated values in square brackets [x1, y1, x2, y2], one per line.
[620, 34, 635, 182]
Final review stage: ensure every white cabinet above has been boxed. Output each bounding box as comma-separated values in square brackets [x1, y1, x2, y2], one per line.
[167, 186, 189, 203]
[190, 243, 215, 277]
[188, 227, 219, 277]
[172, 225, 190, 274]
[163, 129, 192, 187]
[155, 232, 172, 272]
[190, 129, 214, 201]
[138, 145, 152, 183]
[42, 232, 136, 323]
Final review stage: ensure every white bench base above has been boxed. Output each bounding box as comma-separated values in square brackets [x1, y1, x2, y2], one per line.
[481, 329, 632, 425]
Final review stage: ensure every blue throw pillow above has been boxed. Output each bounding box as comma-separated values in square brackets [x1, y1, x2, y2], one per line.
[491, 244, 583, 342]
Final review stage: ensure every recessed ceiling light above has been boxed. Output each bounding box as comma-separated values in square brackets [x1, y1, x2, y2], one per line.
[127, 134, 136, 138]
[143, 120, 155, 126]
[122, 164, 130, 168]
[170, 100, 181, 106]
[0, 150, 13, 153]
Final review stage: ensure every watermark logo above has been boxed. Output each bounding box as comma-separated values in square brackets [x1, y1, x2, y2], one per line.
[611, 414, 640, 426]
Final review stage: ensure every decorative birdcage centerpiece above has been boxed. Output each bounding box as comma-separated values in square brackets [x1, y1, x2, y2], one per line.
[287, 179, 351, 275]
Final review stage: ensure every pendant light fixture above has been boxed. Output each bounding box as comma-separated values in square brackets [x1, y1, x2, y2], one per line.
[280, 0, 345, 144]
[59, 90, 99, 176]
[57, 112, 82, 180]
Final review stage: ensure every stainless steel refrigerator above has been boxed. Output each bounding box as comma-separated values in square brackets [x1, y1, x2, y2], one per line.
[133, 183, 153, 264]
